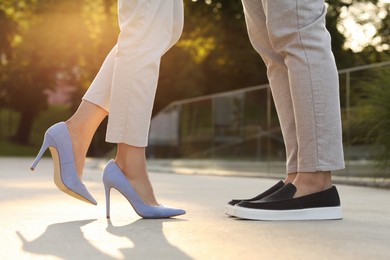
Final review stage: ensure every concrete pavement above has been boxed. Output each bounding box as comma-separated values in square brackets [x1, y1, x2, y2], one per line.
[1, 157, 390, 260]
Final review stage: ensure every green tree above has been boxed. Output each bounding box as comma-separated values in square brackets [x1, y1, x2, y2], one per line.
[0, 0, 118, 144]
[0, 0, 43, 143]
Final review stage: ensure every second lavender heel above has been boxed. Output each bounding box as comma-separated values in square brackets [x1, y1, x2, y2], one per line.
[102, 160, 186, 219]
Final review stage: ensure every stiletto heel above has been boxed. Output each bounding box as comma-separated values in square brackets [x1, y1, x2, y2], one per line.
[30, 135, 51, 171]
[30, 122, 97, 205]
[105, 185, 111, 218]
[102, 160, 186, 219]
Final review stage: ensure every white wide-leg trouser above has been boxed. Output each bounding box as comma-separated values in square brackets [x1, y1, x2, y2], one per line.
[83, 0, 184, 147]
[242, 0, 345, 173]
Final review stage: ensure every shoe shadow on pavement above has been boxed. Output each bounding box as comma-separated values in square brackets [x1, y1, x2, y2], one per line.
[16, 218, 192, 259]
[16, 219, 113, 259]
[106, 218, 192, 259]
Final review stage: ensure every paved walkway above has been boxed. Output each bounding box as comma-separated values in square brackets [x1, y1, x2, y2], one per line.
[1, 157, 390, 260]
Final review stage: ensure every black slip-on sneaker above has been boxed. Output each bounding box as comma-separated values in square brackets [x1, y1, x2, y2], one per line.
[232, 183, 342, 221]
[225, 180, 285, 216]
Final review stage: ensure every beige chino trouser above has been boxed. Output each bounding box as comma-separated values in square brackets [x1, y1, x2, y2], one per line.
[83, 0, 184, 147]
[242, 0, 345, 173]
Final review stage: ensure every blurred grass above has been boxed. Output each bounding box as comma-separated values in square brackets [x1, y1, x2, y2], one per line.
[0, 105, 72, 156]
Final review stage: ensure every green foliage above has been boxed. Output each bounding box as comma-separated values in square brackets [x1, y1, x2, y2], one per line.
[0, 138, 37, 156]
[0, 105, 71, 156]
[350, 67, 390, 173]
[0, 0, 118, 144]
[0, 108, 19, 138]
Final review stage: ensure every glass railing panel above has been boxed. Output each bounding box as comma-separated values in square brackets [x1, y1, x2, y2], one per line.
[149, 62, 390, 178]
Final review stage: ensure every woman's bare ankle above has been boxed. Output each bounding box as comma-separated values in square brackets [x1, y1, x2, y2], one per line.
[65, 100, 107, 178]
[65, 121, 88, 178]
[115, 144, 159, 206]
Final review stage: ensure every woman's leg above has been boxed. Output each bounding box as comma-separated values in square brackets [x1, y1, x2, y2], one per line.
[106, 0, 184, 204]
[66, 101, 107, 178]
[68, 1, 183, 201]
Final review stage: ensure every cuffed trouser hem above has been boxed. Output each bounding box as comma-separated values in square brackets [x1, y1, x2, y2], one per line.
[105, 134, 147, 148]
[81, 98, 109, 113]
[287, 164, 346, 174]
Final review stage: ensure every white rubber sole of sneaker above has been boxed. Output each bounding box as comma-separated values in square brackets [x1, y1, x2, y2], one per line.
[232, 206, 342, 221]
[225, 204, 235, 216]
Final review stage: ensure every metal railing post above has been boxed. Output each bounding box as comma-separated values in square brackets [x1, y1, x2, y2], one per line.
[345, 71, 351, 177]
[267, 86, 272, 173]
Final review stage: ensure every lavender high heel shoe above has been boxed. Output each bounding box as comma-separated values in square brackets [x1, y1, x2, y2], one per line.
[30, 122, 97, 205]
[103, 160, 186, 219]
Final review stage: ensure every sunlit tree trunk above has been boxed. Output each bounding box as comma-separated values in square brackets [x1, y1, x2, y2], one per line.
[13, 109, 36, 144]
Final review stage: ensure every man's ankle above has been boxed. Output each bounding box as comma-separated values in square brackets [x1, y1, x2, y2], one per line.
[292, 171, 332, 197]
[284, 172, 297, 184]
